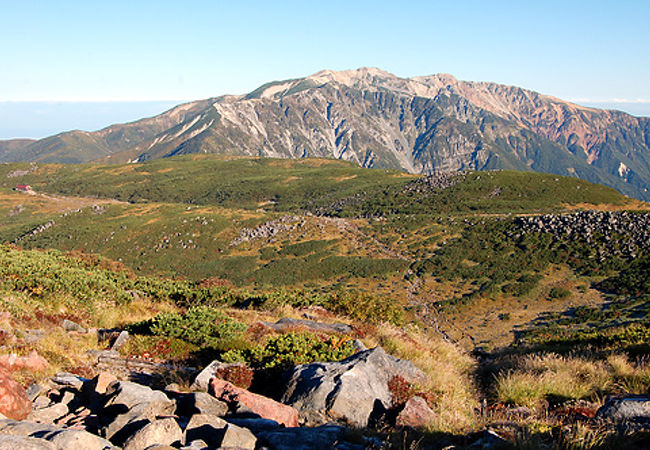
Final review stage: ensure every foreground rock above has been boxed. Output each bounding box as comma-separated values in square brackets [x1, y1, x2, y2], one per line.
[209, 378, 299, 427]
[0, 367, 32, 420]
[0, 419, 116, 449]
[0, 350, 49, 373]
[257, 425, 365, 450]
[396, 396, 437, 428]
[281, 346, 428, 427]
[596, 395, 650, 422]
[122, 418, 182, 450]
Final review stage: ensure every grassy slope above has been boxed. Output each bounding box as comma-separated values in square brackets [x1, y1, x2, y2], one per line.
[0, 156, 644, 345]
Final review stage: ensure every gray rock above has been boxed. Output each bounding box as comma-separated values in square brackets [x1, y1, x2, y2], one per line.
[122, 418, 182, 450]
[104, 381, 173, 410]
[25, 385, 43, 403]
[102, 400, 175, 444]
[26, 403, 68, 424]
[220, 423, 257, 449]
[191, 360, 245, 392]
[183, 414, 228, 448]
[50, 373, 87, 390]
[179, 440, 209, 450]
[226, 417, 281, 433]
[281, 346, 428, 427]
[257, 425, 363, 450]
[0, 435, 56, 450]
[110, 331, 130, 351]
[596, 395, 650, 422]
[61, 319, 86, 333]
[32, 397, 52, 410]
[0, 419, 60, 436]
[43, 429, 117, 450]
[261, 318, 353, 334]
[175, 392, 228, 417]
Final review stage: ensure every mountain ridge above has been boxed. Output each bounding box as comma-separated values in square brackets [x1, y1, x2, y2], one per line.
[2, 68, 649, 200]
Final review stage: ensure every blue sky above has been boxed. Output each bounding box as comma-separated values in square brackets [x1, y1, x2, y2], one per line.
[1, 0, 649, 138]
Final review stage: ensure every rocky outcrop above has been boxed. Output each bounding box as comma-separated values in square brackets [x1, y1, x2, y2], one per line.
[0, 367, 32, 420]
[280, 346, 428, 427]
[596, 396, 650, 422]
[209, 378, 299, 428]
[396, 396, 437, 428]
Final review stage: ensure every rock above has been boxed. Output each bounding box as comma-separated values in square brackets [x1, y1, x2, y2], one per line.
[44, 429, 117, 450]
[27, 403, 68, 424]
[25, 384, 43, 402]
[0, 367, 32, 420]
[102, 399, 176, 444]
[280, 346, 428, 427]
[183, 414, 228, 448]
[260, 318, 353, 334]
[191, 360, 244, 392]
[33, 396, 52, 410]
[257, 425, 363, 450]
[226, 417, 281, 433]
[23, 330, 45, 345]
[0, 419, 60, 436]
[209, 378, 299, 428]
[0, 351, 49, 373]
[61, 319, 86, 333]
[179, 439, 209, 450]
[396, 396, 436, 428]
[122, 418, 182, 450]
[0, 435, 56, 449]
[104, 381, 173, 410]
[220, 422, 257, 449]
[175, 392, 228, 417]
[92, 372, 118, 395]
[50, 373, 87, 390]
[596, 395, 650, 422]
[110, 331, 130, 351]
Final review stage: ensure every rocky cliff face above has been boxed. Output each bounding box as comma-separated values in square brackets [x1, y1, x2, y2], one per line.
[2, 68, 649, 200]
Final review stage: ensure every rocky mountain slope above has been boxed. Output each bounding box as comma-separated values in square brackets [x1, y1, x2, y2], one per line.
[2, 68, 649, 200]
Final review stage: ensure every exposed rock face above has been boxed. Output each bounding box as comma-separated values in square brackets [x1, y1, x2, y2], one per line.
[2, 68, 649, 201]
[0, 350, 49, 373]
[280, 346, 428, 427]
[596, 396, 650, 422]
[122, 418, 183, 450]
[209, 378, 299, 428]
[0, 367, 32, 420]
[396, 396, 437, 428]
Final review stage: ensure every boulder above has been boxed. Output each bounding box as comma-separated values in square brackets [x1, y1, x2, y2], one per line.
[184, 414, 256, 449]
[0, 435, 56, 449]
[62, 319, 86, 333]
[104, 381, 173, 410]
[191, 360, 245, 392]
[209, 378, 299, 427]
[280, 346, 428, 427]
[257, 425, 364, 450]
[122, 418, 182, 450]
[0, 350, 49, 373]
[110, 331, 130, 351]
[220, 422, 257, 449]
[43, 429, 117, 450]
[260, 318, 353, 334]
[102, 399, 175, 444]
[27, 403, 68, 424]
[396, 396, 436, 428]
[596, 395, 650, 422]
[0, 367, 32, 420]
[50, 373, 87, 390]
[183, 414, 228, 448]
[175, 392, 228, 417]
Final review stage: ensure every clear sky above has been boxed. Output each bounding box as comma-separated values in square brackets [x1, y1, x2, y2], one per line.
[1, 0, 649, 138]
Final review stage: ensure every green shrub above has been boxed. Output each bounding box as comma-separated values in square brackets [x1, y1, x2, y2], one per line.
[549, 287, 571, 299]
[222, 332, 357, 369]
[128, 305, 247, 348]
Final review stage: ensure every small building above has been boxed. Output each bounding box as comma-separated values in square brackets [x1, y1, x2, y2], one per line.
[15, 184, 32, 192]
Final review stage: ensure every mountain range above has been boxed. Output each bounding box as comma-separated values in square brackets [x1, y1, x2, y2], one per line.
[1, 68, 649, 200]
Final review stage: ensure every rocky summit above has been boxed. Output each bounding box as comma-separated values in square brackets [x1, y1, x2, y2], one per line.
[1, 68, 649, 201]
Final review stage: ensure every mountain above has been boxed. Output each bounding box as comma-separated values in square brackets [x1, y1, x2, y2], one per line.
[2, 68, 649, 200]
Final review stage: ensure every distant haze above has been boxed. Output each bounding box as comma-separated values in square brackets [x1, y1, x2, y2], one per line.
[0, 101, 182, 139]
